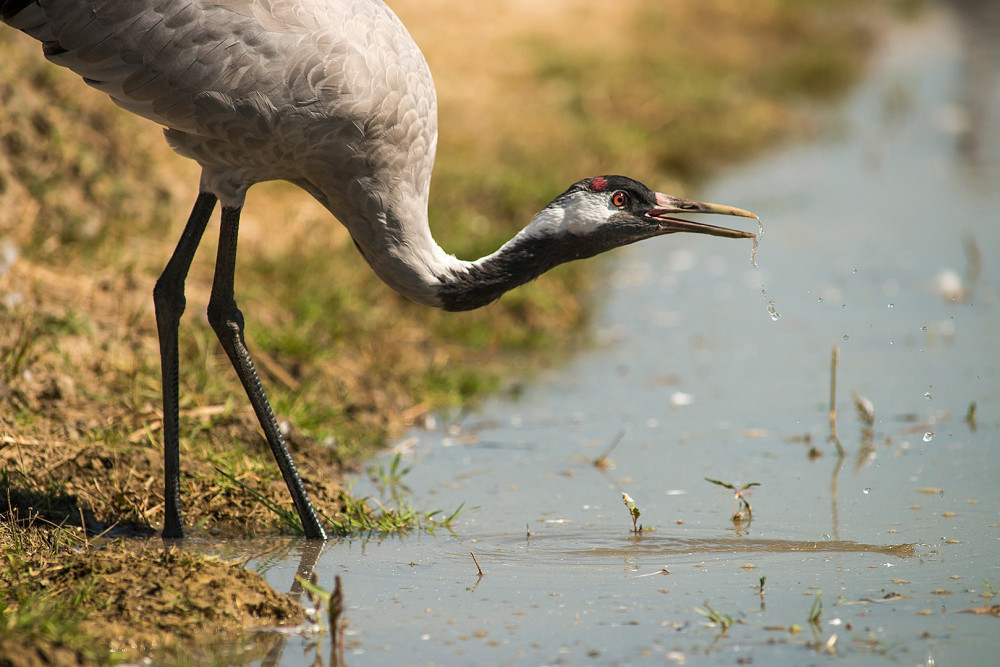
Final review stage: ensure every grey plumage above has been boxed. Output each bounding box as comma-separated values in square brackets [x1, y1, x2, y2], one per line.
[10, 0, 444, 303]
[2, 0, 757, 539]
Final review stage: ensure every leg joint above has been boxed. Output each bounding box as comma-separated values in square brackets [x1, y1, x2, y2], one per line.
[153, 275, 186, 323]
[206, 296, 244, 337]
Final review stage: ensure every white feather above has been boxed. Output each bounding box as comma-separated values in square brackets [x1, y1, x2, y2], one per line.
[522, 190, 615, 238]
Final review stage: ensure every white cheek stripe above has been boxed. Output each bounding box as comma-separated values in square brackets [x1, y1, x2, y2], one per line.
[522, 191, 612, 238]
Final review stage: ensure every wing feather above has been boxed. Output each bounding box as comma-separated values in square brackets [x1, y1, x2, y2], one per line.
[3, 0, 438, 234]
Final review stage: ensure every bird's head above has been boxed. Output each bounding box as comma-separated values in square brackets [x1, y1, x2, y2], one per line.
[437, 175, 759, 311]
[524, 175, 757, 257]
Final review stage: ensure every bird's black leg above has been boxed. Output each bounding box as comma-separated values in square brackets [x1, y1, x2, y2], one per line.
[207, 205, 327, 540]
[154, 192, 217, 539]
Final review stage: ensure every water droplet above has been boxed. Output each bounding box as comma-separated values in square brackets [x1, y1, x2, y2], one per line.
[760, 285, 780, 322]
[852, 268, 858, 274]
[887, 303, 895, 308]
[923, 432, 934, 442]
[670, 392, 695, 407]
[863, 488, 871, 495]
[767, 300, 780, 321]
[938, 490, 945, 498]
[817, 296, 824, 303]
[750, 219, 762, 267]
[842, 334, 850, 341]
[923, 392, 932, 400]
[920, 326, 928, 331]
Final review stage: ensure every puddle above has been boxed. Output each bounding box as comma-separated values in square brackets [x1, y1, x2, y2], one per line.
[225, 5, 1000, 664]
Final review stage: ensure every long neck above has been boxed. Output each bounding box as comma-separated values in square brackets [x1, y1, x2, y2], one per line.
[436, 231, 600, 311]
[335, 192, 594, 312]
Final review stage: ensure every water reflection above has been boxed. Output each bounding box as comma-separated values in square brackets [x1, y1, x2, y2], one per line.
[494, 533, 917, 560]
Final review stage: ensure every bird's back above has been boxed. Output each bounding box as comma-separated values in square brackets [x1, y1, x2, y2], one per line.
[3, 0, 438, 211]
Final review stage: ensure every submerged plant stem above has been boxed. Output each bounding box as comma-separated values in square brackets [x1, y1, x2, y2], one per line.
[828, 345, 845, 457]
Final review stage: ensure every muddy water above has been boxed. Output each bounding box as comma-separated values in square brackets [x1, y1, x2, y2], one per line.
[240, 5, 999, 664]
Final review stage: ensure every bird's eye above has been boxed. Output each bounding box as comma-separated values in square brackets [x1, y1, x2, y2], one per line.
[611, 191, 628, 208]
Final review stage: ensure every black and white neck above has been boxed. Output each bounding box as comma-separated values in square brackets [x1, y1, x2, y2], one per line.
[347, 175, 758, 312]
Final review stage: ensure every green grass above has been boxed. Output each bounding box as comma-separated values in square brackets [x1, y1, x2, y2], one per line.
[694, 600, 735, 631]
[0, 523, 111, 665]
[326, 484, 463, 536]
[215, 452, 464, 537]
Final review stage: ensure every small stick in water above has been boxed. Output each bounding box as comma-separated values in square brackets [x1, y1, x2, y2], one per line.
[829, 346, 845, 457]
[593, 429, 626, 469]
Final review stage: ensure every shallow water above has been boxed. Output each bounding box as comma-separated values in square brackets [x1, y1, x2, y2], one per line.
[237, 5, 999, 664]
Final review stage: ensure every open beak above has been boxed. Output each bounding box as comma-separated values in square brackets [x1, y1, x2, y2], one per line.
[646, 193, 758, 239]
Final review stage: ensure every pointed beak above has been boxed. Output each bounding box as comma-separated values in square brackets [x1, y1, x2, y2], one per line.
[646, 193, 758, 239]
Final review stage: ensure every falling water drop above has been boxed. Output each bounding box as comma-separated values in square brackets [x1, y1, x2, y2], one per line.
[767, 300, 780, 321]
[749, 216, 764, 268]
[761, 286, 781, 320]
[923, 432, 934, 442]
[750, 218, 781, 322]
[923, 392, 932, 400]
[863, 488, 871, 495]
[842, 334, 850, 341]
[758, 286, 780, 321]
[749, 218, 779, 321]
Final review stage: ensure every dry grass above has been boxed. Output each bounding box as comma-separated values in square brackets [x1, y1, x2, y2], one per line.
[0, 520, 305, 664]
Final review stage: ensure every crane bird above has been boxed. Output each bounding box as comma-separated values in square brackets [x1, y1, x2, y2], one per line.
[2, 0, 758, 540]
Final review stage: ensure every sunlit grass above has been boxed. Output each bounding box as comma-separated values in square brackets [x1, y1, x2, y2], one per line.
[0, 521, 110, 664]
